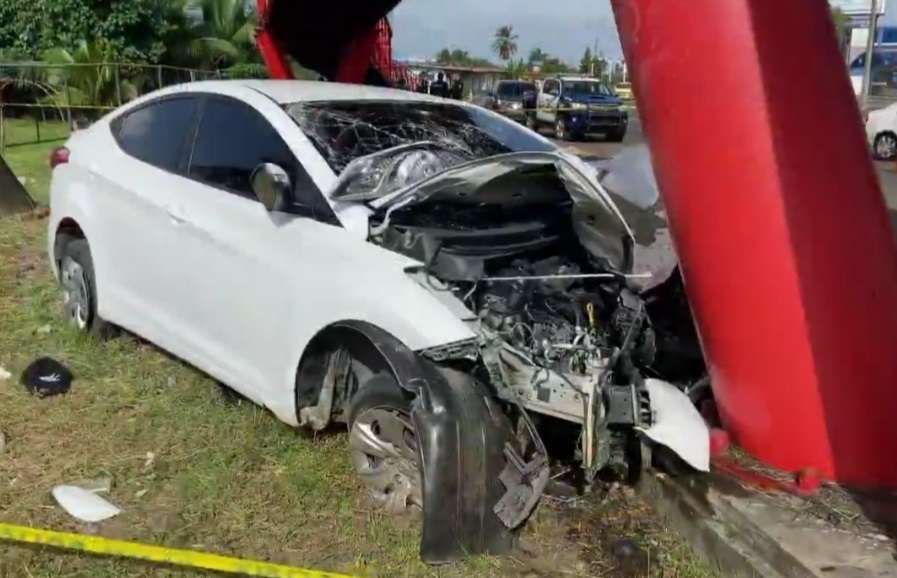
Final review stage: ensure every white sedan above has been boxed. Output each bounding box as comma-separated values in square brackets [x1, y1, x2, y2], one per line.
[47, 79, 708, 562]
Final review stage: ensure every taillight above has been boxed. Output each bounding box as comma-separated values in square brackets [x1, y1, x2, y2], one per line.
[50, 146, 69, 169]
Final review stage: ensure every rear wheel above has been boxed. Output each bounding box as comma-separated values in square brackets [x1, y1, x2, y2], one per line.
[347, 374, 422, 513]
[55, 236, 115, 338]
[874, 132, 897, 160]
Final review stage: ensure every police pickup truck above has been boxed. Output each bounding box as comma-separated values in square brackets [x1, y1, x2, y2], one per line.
[527, 76, 628, 142]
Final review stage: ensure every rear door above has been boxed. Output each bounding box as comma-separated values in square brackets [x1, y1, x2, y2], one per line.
[93, 95, 201, 342]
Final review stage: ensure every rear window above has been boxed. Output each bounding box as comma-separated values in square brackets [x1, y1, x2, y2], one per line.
[497, 81, 536, 96]
[286, 99, 555, 173]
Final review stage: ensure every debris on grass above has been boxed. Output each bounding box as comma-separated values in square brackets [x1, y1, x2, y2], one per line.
[20, 356, 73, 397]
[0, 365, 11, 381]
[52, 485, 122, 523]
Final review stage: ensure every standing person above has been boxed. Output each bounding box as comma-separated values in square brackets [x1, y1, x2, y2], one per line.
[429, 72, 448, 97]
[450, 73, 464, 99]
[416, 71, 430, 94]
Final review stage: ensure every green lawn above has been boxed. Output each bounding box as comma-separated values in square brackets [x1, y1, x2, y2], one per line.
[0, 117, 717, 578]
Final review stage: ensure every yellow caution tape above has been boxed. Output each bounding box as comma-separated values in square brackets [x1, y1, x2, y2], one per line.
[0, 523, 360, 578]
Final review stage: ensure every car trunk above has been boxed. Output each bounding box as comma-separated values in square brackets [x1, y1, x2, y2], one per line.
[263, 0, 401, 81]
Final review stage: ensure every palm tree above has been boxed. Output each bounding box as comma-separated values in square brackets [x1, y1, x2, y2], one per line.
[491, 26, 518, 61]
[187, 0, 258, 69]
[41, 40, 140, 108]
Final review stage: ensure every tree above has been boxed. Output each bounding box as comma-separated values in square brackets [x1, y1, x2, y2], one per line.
[0, 0, 173, 63]
[186, 0, 259, 69]
[527, 47, 546, 65]
[830, 5, 851, 44]
[491, 25, 518, 61]
[579, 47, 593, 74]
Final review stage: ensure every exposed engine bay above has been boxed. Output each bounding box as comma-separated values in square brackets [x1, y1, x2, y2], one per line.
[354, 145, 709, 481]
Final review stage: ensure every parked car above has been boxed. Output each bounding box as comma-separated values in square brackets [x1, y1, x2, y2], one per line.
[866, 101, 897, 160]
[528, 76, 628, 141]
[614, 82, 634, 100]
[484, 79, 538, 122]
[47, 79, 707, 563]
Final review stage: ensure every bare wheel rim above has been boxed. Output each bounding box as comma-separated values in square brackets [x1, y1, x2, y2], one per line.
[349, 406, 422, 513]
[877, 134, 897, 158]
[60, 256, 89, 329]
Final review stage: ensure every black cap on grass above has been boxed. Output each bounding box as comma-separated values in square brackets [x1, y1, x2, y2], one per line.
[20, 357, 73, 397]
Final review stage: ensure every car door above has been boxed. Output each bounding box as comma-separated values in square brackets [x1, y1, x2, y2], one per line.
[537, 79, 560, 124]
[161, 94, 341, 402]
[91, 95, 202, 343]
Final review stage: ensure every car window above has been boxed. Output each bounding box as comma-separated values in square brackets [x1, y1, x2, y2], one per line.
[115, 97, 197, 171]
[564, 81, 614, 96]
[497, 82, 536, 96]
[189, 97, 305, 201]
[542, 80, 558, 94]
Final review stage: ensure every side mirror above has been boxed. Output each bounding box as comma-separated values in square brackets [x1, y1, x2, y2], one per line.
[250, 162, 292, 212]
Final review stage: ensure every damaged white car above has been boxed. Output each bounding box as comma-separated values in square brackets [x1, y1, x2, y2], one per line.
[47, 79, 709, 563]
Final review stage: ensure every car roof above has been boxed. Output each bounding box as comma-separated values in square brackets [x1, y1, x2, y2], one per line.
[559, 76, 602, 82]
[160, 79, 451, 105]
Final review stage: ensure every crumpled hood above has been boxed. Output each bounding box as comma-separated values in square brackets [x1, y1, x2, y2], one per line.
[328, 146, 637, 273]
[263, 0, 400, 80]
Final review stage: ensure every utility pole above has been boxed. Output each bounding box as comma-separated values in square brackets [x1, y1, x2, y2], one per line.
[861, 0, 880, 110]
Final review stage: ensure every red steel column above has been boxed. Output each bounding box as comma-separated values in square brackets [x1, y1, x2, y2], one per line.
[610, 0, 897, 487]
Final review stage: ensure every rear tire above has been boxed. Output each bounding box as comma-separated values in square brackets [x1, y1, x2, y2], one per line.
[874, 132, 897, 160]
[55, 236, 116, 339]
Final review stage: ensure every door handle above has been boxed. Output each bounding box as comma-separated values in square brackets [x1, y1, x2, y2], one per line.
[165, 205, 187, 224]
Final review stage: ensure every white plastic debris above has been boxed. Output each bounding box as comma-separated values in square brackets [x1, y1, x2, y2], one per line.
[0, 366, 10, 381]
[636, 378, 711, 472]
[52, 485, 121, 523]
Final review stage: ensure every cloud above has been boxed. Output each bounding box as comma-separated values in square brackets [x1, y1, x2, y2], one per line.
[390, 0, 623, 64]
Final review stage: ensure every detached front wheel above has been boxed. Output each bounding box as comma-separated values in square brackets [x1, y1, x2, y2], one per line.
[347, 375, 423, 513]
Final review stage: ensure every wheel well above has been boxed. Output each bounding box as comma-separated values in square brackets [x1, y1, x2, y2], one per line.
[877, 130, 897, 140]
[293, 321, 413, 423]
[54, 218, 86, 264]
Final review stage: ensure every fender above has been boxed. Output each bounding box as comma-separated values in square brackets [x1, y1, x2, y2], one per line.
[295, 320, 516, 563]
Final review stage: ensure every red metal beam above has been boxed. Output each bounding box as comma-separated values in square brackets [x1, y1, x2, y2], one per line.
[255, 0, 292, 79]
[611, 0, 897, 487]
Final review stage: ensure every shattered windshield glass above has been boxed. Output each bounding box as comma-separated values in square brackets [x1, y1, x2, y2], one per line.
[285, 99, 557, 175]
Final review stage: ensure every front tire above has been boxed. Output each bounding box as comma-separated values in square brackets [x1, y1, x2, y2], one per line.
[347, 374, 422, 513]
[555, 117, 570, 141]
[55, 236, 115, 338]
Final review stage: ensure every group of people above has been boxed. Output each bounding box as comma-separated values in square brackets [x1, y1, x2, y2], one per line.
[396, 71, 465, 99]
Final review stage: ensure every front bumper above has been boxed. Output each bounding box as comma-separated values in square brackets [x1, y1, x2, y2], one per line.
[568, 109, 628, 134]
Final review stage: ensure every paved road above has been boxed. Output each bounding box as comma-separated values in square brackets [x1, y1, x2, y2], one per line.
[547, 113, 897, 219]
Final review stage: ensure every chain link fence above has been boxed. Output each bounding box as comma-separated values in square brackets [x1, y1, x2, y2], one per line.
[0, 62, 268, 149]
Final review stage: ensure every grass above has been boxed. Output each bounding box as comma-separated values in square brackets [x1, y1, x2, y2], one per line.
[0, 117, 719, 578]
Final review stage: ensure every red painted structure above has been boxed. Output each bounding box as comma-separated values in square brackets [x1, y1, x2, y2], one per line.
[255, 0, 897, 488]
[611, 0, 897, 487]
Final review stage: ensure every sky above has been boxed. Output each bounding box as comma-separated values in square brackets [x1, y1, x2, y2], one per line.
[389, 0, 623, 64]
